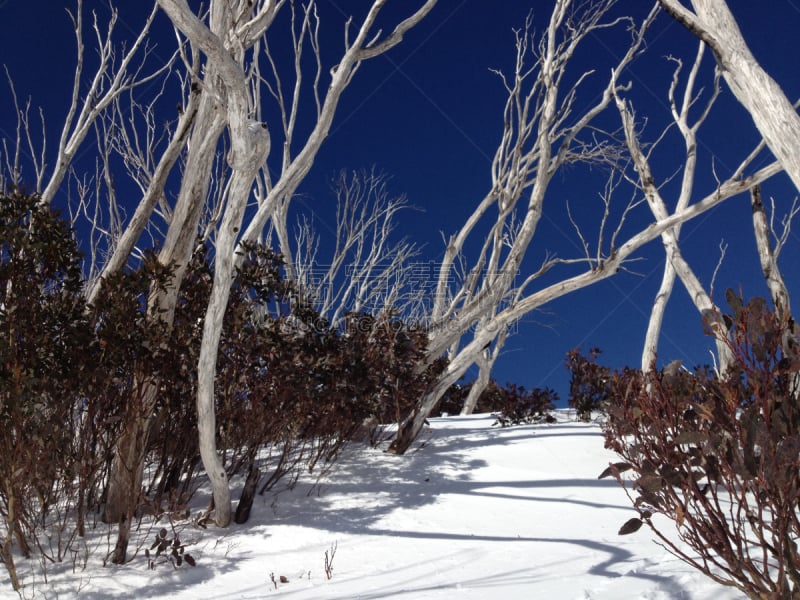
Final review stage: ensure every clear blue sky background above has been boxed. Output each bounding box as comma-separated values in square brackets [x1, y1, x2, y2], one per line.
[1, 1, 798, 403]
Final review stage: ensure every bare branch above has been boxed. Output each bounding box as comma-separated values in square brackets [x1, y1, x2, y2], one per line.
[292, 170, 423, 327]
[709, 240, 727, 299]
[43, 2, 168, 205]
[659, 0, 800, 195]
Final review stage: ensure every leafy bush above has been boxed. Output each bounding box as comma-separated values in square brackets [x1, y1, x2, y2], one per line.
[601, 291, 800, 599]
[0, 190, 199, 580]
[492, 384, 558, 427]
[0, 192, 440, 588]
[0, 190, 94, 589]
[437, 379, 557, 423]
[139, 246, 210, 509]
[216, 249, 440, 495]
[566, 347, 610, 420]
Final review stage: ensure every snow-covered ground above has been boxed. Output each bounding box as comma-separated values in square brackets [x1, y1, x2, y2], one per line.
[4, 412, 744, 599]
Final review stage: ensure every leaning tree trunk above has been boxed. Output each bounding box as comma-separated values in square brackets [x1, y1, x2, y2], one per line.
[386, 1, 661, 454]
[659, 0, 800, 196]
[460, 354, 492, 416]
[642, 260, 678, 371]
[103, 86, 226, 562]
[389, 332, 494, 454]
[750, 185, 798, 394]
[614, 77, 735, 375]
[389, 391, 441, 455]
[461, 325, 507, 415]
[750, 185, 792, 320]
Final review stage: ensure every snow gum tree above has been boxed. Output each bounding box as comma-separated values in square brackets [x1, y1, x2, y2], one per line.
[388, 0, 662, 451]
[618, 0, 800, 378]
[387, 0, 746, 452]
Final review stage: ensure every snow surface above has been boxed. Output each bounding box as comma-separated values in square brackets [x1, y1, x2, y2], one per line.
[3, 412, 746, 599]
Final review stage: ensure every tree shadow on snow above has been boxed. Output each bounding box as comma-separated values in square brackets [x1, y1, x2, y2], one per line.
[256, 415, 690, 598]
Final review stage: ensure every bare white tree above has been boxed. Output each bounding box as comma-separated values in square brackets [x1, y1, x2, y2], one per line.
[19, 0, 443, 559]
[750, 185, 800, 399]
[612, 43, 740, 373]
[291, 169, 424, 327]
[388, 1, 661, 452]
[42, 2, 169, 206]
[85, 52, 203, 305]
[620, 0, 800, 377]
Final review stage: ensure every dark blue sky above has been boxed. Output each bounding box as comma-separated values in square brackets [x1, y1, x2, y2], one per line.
[1, 1, 799, 402]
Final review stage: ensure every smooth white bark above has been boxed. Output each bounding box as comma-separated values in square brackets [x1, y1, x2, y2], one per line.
[612, 50, 735, 373]
[157, 0, 277, 528]
[750, 185, 793, 320]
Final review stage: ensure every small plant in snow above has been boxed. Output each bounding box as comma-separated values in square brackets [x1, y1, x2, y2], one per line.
[144, 528, 196, 569]
[324, 541, 338, 580]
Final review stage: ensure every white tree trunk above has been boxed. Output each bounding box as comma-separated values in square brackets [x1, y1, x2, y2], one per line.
[460, 353, 492, 416]
[642, 261, 677, 371]
[157, 0, 275, 527]
[102, 85, 227, 541]
[613, 56, 735, 373]
[750, 185, 792, 319]
[461, 323, 508, 415]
